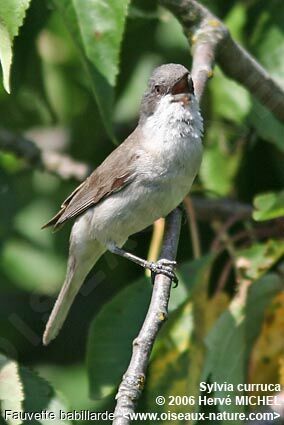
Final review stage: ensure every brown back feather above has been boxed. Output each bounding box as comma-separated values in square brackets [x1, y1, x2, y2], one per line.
[42, 129, 140, 230]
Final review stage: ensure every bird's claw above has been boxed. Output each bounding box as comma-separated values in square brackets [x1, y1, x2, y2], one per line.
[149, 258, 178, 287]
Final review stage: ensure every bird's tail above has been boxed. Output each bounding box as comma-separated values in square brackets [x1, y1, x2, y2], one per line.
[43, 241, 105, 345]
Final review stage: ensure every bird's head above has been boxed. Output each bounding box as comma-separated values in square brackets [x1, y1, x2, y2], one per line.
[139, 63, 195, 123]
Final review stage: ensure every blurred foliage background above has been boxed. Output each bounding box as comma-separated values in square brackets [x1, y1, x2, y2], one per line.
[0, 0, 284, 423]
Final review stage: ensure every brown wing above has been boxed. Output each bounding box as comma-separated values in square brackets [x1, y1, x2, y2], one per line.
[42, 129, 140, 230]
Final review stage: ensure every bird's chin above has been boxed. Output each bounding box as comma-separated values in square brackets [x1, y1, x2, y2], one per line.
[171, 93, 191, 106]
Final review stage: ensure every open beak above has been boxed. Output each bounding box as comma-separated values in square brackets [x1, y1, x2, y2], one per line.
[171, 74, 192, 104]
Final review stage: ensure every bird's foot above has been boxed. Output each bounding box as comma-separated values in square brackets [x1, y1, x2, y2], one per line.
[148, 259, 178, 287]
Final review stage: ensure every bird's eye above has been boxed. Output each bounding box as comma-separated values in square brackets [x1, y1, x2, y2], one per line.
[154, 85, 161, 94]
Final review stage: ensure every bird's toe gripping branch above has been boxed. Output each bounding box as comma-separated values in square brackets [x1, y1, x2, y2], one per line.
[148, 259, 178, 287]
[108, 244, 178, 287]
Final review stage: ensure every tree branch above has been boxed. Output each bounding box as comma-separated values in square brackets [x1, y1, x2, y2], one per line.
[218, 39, 284, 122]
[192, 196, 252, 221]
[112, 209, 182, 424]
[0, 129, 253, 223]
[161, 0, 284, 122]
[0, 129, 90, 181]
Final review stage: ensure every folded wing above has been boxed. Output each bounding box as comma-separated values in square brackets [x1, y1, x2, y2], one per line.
[42, 130, 139, 230]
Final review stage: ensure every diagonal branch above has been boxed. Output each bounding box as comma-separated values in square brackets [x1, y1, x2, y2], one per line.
[112, 209, 182, 424]
[161, 0, 284, 122]
[218, 39, 284, 121]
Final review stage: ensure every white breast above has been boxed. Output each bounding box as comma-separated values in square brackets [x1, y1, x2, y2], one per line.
[90, 94, 203, 247]
[139, 93, 203, 189]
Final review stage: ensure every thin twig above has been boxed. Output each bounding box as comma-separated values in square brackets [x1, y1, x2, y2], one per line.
[212, 220, 241, 281]
[192, 197, 252, 222]
[210, 212, 249, 252]
[212, 221, 284, 257]
[215, 258, 233, 295]
[112, 209, 182, 424]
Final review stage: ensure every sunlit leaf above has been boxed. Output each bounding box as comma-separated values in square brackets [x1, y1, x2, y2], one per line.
[202, 273, 283, 414]
[72, 0, 130, 87]
[0, 0, 31, 93]
[253, 191, 284, 221]
[0, 354, 70, 425]
[53, 0, 130, 138]
[250, 291, 284, 391]
[0, 355, 23, 425]
[236, 240, 284, 282]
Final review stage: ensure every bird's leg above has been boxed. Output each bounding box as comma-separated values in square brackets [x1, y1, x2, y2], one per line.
[108, 244, 178, 286]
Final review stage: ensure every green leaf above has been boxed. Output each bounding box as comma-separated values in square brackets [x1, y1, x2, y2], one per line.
[202, 273, 283, 417]
[0, 0, 31, 93]
[2, 239, 65, 295]
[210, 68, 251, 124]
[0, 354, 70, 425]
[87, 278, 152, 399]
[253, 190, 284, 221]
[72, 0, 130, 87]
[249, 101, 284, 152]
[53, 0, 130, 139]
[141, 255, 215, 414]
[114, 55, 160, 124]
[36, 364, 100, 411]
[200, 121, 242, 196]
[0, 355, 23, 425]
[87, 255, 215, 400]
[224, 3, 246, 43]
[0, 24, 12, 93]
[172, 254, 215, 312]
[236, 239, 284, 282]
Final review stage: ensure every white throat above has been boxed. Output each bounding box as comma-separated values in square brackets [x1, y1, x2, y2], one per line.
[142, 93, 203, 144]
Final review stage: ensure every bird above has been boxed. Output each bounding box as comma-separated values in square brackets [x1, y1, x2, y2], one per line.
[42, 63, 203, 345]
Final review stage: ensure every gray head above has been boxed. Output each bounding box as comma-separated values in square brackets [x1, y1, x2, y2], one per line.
[139, 63, 194, 123]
